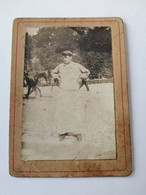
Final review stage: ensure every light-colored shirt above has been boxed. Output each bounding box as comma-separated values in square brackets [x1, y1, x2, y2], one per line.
[52, 61, 90, 90]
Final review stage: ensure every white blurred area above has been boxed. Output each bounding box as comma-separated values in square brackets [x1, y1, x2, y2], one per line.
[22, 83, 116, 160]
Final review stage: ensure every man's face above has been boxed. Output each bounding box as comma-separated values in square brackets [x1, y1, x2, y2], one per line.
[62, 55, 72, 64]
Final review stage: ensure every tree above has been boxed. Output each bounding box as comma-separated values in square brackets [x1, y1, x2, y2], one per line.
[24, 32, 32, 70]
[25, 27, 113, 78]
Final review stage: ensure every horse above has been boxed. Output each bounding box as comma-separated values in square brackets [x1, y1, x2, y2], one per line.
[34, 71, 50, 84]
[23, 72, 42, 99]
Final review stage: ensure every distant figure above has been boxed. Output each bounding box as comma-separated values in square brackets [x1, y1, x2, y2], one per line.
[98, 73, 102, 83]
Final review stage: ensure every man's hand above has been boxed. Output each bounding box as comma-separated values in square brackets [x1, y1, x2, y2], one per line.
[80, 73, 89, 80]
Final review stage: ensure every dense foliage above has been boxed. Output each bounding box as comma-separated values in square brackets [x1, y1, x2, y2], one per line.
[25, 27, 113, 79]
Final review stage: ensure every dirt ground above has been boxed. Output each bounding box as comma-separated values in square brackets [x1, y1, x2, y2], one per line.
[22, 83, 116, 160]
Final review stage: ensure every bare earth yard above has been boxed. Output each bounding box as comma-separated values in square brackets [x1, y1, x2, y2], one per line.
[22, 83, 116, 160]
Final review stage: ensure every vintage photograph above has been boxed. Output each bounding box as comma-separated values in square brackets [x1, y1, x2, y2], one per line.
[22, 26, 116, 160]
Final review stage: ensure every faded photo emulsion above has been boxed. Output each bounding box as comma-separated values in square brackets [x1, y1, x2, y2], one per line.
[22, 27, 116, 160]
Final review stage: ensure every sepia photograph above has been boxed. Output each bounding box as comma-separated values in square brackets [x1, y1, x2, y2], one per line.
[21, 26, 116, 161]
[9, 18, 132, 177]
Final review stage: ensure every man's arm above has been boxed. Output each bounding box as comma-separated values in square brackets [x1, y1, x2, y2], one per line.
[78, 64, 90, 76]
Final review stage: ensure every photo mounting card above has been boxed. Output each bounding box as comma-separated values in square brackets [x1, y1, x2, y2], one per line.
[9, 17, 132, 177]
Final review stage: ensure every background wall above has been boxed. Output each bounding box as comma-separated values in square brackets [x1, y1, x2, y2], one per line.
[0, 0, 146, 194]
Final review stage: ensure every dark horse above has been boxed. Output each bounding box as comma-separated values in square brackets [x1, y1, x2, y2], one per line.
[34, 70, 60, 90]
[34, 69, 52, 85]
[35, 72, 49, 83]
[24, 72, 42, 99]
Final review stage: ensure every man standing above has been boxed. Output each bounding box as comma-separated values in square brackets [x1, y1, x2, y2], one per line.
[52, 51, 90, 141]
[52, 51, 90, 91]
